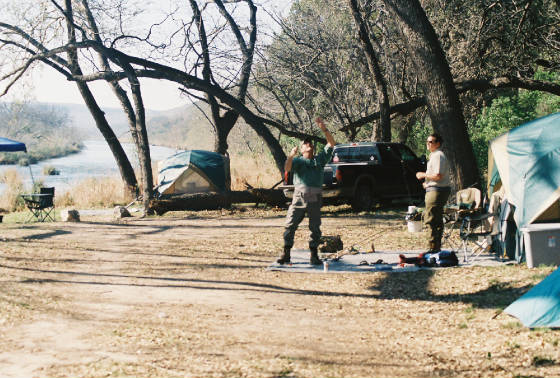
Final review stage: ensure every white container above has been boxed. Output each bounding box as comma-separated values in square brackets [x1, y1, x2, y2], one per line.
[408, 205, 417, 214]
[407, 220, 422, 233]
[520, 223, 560, 268]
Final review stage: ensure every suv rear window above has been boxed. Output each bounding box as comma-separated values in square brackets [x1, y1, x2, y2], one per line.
[332, 146, 379, 163]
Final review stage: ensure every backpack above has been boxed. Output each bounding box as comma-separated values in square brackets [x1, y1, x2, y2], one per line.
[423, 251, 459, 267]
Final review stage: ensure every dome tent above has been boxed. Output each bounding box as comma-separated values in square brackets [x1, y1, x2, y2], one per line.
[156, 150, 230, 196]
[504, 267, 560, 328]
[487, 112, 560, 229]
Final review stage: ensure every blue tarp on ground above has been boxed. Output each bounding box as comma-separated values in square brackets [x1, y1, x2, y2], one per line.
[504, 267, 560, 328]
[0, 137, 26, 152]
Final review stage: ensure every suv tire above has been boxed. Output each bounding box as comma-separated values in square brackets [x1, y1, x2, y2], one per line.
[351, 183, 374, 212]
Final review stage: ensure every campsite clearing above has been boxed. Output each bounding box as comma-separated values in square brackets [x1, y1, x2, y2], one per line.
[0, 205, 559, 378]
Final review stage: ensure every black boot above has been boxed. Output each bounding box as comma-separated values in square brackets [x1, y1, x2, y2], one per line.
[277, 247, 291, 265]
[309, 247, 322, 265]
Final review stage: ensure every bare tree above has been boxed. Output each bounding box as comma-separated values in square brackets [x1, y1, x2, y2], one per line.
[250, 0, 378, 141]
[60, 0, 152, 212]
[186, 0, 257, 160]
[0, 0, 139, 197]
[255, 0, 560, 189]
[347, 0, 391, 141]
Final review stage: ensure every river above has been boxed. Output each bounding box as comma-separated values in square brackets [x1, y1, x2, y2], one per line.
[0, 140, 182, 194]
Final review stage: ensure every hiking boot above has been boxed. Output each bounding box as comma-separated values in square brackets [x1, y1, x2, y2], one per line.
[309, 247, 322, 265]
[277, 247, 291, 265]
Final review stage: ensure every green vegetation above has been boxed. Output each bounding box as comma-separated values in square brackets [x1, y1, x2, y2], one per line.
[405, 70, 560, 178]
[469, 70, 560, 177]
[532, 355, 556, 366]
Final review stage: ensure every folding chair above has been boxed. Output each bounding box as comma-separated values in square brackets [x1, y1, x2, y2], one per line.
[442, 188, 483, 251]
[443, 187, 496, 262]
[443, 187, 494, 256]
[459, 210, 494, 262]
[21, 187, 55, 222]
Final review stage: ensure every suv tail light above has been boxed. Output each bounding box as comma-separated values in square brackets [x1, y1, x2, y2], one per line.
[335, 168, 342, 183]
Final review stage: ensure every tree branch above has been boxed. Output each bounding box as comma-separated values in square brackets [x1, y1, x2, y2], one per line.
[340, 75, 560, 132]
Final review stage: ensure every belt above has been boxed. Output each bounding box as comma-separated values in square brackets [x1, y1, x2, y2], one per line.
[426, 186, 451, 192]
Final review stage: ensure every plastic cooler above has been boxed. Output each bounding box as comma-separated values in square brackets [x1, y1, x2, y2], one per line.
[520, 223, 560, 268]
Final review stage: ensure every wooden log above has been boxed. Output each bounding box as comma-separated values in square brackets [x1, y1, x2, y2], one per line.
[149, 189, 287, 215]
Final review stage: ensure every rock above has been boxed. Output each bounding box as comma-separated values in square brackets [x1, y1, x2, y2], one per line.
[114, 206, 131, 218]
[60, 209, 80, 222]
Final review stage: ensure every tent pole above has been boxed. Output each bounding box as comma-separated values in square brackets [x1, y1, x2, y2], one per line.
[28, 165, 35, 188]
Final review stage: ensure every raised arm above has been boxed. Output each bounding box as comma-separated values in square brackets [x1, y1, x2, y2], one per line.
[284, 146, 299, 173]
[315, 117, 335, 148]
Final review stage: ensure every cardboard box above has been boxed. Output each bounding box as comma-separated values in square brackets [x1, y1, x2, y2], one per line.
[521, 223, 560, 268]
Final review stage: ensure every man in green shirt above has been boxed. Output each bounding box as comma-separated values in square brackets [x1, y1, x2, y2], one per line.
[277, 117, 335, 265]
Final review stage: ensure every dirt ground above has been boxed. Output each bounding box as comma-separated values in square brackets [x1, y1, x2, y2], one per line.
[0, 205, 559, 378]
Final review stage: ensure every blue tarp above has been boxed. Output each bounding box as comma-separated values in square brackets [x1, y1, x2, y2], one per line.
[504, 267, 560, 328]
[0, 137, 26, 152]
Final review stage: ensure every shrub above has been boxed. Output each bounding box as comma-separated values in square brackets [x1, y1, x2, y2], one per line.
[42, 165, 60, 175]
[56, 176, 133, 208]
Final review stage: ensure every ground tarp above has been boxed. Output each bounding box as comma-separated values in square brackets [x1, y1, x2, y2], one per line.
[267, 249, 506, 273]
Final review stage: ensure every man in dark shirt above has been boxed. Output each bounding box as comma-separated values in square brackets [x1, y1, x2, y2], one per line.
[277, 117, 336, 265]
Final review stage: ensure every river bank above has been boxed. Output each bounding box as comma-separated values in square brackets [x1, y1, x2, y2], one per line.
[0, 140, 181, 194]
[0, 142, 83, 166]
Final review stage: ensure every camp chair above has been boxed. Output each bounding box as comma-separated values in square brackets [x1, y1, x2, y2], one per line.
[21, 187, 55, 222]
[442, 188, 491, 258]
[445, 188, 495, 262]
[458, 211, 494, 262]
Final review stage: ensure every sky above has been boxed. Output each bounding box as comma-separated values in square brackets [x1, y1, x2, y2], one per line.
[9, 0, 292, 112]
[31, 69, 187, 111]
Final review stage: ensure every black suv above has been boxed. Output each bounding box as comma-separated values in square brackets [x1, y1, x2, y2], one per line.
[282, 142, 426, 211]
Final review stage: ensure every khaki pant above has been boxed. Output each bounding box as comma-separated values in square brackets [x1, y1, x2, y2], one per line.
[424, 188, 450, 251]
[283, 189, 322, 250]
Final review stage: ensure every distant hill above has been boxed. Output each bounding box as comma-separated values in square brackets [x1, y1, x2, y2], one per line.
[30, 101, 275, 158]
[39, 102, 215, 150]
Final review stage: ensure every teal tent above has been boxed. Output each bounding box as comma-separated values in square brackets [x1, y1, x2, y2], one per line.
[487, 112, 560, 229]
[156, 150, 230, 195]
[504, 267, 560, 328]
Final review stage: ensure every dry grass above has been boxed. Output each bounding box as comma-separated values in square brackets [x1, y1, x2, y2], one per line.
[0, 206, 559, 378]
[230, 153, 280, 190]
[0, 152, 280, 211]
[56, 176, 133, 208]
[0, 168, 24, 212]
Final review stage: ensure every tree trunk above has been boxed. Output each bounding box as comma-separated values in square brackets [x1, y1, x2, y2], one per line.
[150, 189, 287, 215]
[348, 0, 391, 142]
[121, 62, 153, 214]
[77, 82, 138, 195]
[86, 46, 288, 176]
[382, 0, 480, 189]
[214, 110, 237, 155]
[64, 0, 137, 196]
